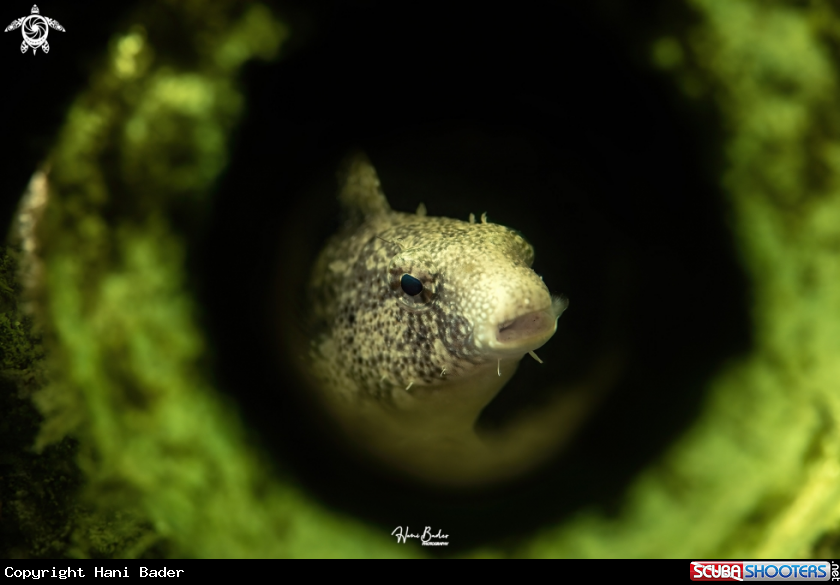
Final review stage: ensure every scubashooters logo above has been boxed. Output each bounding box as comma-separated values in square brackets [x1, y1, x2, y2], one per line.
[691, 561, 837, 581]
[4, 5, 65, 54]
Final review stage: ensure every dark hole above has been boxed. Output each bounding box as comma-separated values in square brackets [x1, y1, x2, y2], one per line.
[201, 0, 752, 554]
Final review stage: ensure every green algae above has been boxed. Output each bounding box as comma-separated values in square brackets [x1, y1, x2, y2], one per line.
[2, 0, 840, 559]
[515, 0, 840, 559]
[2, 0, 411, 559]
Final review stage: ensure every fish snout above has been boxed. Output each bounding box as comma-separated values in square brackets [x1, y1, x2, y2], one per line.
[473, 270, 567, 358]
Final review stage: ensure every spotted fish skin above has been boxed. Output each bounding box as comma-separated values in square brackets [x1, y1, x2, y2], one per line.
[306, 153, 570, 486]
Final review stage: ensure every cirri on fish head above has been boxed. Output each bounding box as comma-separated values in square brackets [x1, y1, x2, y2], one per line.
[305, 152, 570, 487]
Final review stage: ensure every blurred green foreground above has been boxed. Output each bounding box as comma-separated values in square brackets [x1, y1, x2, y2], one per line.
[1, 0, 840, 558]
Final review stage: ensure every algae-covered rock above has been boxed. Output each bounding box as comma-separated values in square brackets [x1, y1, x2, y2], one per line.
[1, 0, 839, 558]
[2, 0, 406, 559]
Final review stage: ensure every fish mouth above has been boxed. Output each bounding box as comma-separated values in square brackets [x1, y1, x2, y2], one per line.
[489, 296, 568, 357]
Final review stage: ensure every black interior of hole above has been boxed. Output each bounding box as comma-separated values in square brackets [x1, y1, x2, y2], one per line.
[200, 1, 752, 552]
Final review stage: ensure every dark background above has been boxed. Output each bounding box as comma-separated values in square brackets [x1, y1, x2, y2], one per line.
[1, 1, 752, 553]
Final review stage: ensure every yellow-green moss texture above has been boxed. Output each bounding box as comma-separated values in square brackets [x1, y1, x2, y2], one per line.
[2, 0, 840, 558]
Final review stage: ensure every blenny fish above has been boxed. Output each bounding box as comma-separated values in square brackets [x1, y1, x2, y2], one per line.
[305, 153, 584, 487]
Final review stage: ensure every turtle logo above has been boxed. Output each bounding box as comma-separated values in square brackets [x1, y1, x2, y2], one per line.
[5, 5, 65, 55]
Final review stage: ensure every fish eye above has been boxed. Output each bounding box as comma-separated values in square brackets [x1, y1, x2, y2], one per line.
[400, 274, 424, 296]
[387, 249, 438, 310]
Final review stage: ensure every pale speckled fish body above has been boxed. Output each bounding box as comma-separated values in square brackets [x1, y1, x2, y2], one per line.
[306, 153, 570, 486]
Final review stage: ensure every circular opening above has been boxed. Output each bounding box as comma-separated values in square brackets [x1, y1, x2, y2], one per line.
[201, 2, 751, 552]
